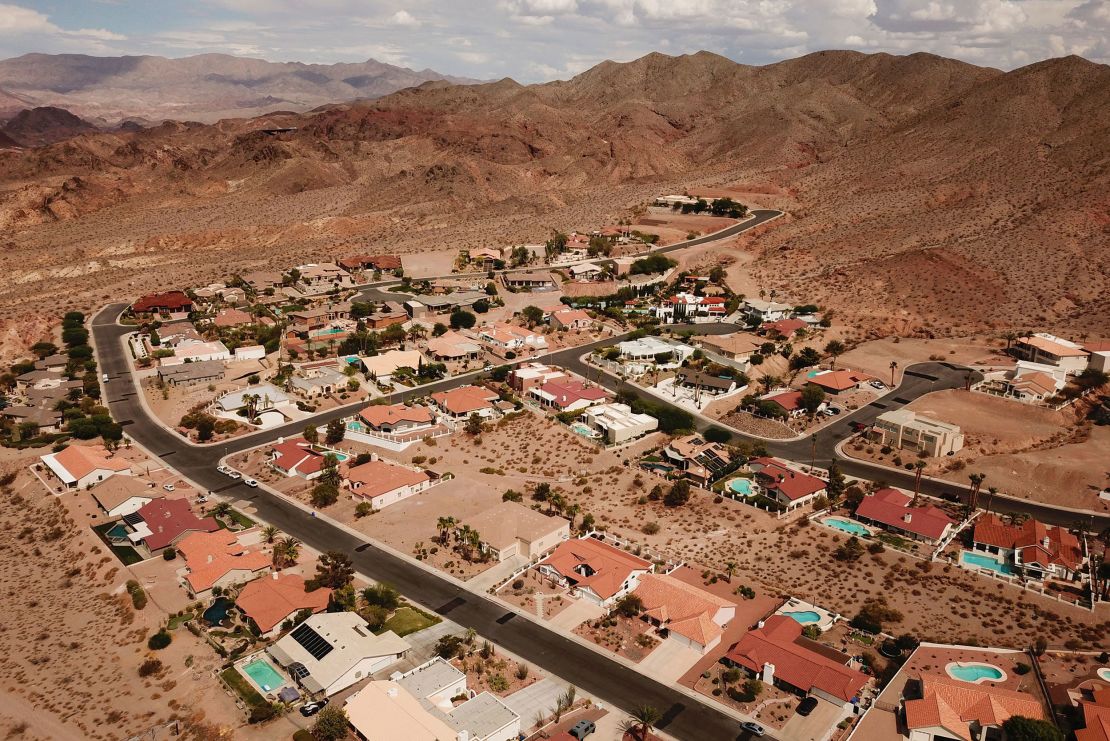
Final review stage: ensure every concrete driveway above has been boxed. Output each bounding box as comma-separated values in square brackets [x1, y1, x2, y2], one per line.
[779, 697, 848, 741]
[468, 554, 528, 592]
[503, 677, 568, 724]
[638, 638, 704, 683]
[548, 597, 606, 630]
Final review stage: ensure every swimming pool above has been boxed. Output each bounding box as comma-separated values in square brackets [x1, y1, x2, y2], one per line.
[203, 596, 234, 626]
[729, 478, 754, 497]
[106, 523, 131, 540]
[570, 423, 599, 438]
[242, 658, 285, 692]
[823, 517, 871, 537]
[960, 551, 1015, 576]
[783, 610, 821, 625]
[947, 662, 1005, 683]
[1099, 668, 1110, 682]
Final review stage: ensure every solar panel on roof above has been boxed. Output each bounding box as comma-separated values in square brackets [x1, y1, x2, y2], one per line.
[290, 624, 333, 661]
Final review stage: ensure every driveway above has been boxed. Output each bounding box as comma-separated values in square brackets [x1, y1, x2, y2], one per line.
[779, 697, 848, 741]
[638, 638, 704, 683]
[503, 677, 569, 723]
[548, 597, 606, 630]
[468, 554, 528, 592]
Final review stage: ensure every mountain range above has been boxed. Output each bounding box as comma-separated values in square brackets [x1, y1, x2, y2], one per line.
[0, 53, 478, 124]
[0, 49, 1106, 340]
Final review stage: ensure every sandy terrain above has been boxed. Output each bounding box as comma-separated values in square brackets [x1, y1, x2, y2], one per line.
[632, 210, 739, 245]
[837, 336, 1012, 386]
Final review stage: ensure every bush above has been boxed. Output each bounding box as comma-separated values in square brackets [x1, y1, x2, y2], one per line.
[138, 658, 162, 677]
[642, 521, 660, 535]
[488, 673, 509, 692]
[703, 427, 731, 444]
[127, 580, 147, 610]
[355, 502, 374, 518]
[1014, 662, 1032, 675]
[311, 483, 339, 507]
[163, 547, 177, 561]
[148, 630, 172, 650]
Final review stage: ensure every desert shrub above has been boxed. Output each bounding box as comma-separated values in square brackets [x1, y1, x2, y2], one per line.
[127, 580, 147, 610]
[138, 658, 162, 677]
[642, 521, 660, 535]
[147, 630, 172, 650]
[488, 674, 509, 692]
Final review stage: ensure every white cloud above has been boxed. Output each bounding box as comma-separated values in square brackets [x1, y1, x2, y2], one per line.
[0, 4, 56, 34]
[389, 10, 421, 27]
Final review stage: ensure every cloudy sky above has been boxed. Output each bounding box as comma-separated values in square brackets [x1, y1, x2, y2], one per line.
[2, 0, 1107, 80]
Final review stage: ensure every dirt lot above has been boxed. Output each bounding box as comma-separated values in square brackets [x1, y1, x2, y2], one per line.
[632, 209, 739, 245]
[837, 335, 1012, 386]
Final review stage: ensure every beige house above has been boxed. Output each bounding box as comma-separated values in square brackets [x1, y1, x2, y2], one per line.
[459, 502, 569, 562]
[873, 409, 964, 457]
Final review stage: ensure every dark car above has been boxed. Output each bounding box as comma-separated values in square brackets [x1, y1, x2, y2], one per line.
[569, 719, 596, 739]
[741, 720, 767, 736]
[300, 698, 329, 717]
[796, 696, 819, 716]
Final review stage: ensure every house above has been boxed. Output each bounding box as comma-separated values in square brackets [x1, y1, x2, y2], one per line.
[161, 340, 231, 366]
[2, 405, 63, 434]
[529, 377, 609, 412]
[460, 502, 570, 562]
[501, 271, 556, 290]
[345, 657, 521, 741]
[269, 438, 329, 479]
[339, 254, 402, 273]
[761, 317, 807, 337]
[237, 573, 332, 637]
[155, 321, 203, 348]
[240, 271, 284, 292]
[549, 308, 593, 331]
[674, 369, 738, 396]
[267, 612, 411, 696]
[477, 323, 547, 354]
[748, 457, 827, 510]
[904, 674, 1045, 741]
[536, 537, 653, 607]
[430, 385, 500, 419]
[509, 362, 566, 393]
[157, 359, 225, 387]
[761, 390, 806, 418]
[972, 514, 1085, 581]
[569, 262, 604, 281]
[177, 530, 271, 600]
[807, 369, 873, 394]
[616, 337, 694, 363]
[34, 353, 69, 371]
[298, 263, 352, 291]
[654, 195, 699, 207]
[743, 299, 793, 324]
[40, 445, 132, 489]
[235, 344, 266, 361]
[662, 435, 732, 485]
[217, 383, 291, 413]
[873, 409, 965, 457]
[16, 368, 65, 390]
[1076, 693, 1110, 741]
[131, 498, 219, 552]
[366, 303, 409, 329]
[1012, 333, 1089, 374]
[853, 488, 955, 544]
[404, 292, 486, 318]
[359, 349, 424, 382]
[132, 291, 193, 315]
[698, 332, 762, 363]
[344, 459, 432, 510]
[467, 247, 503, 270]
[425, 330, 483, 362]
[212, 308, 253, 328]
[289, 366, 348, 399]
[577, 403, 659, 444]
[357, 403, 435, 435]
[633, 574, 736, 653]
[725, 615, 868, 708]
[1003, 360, 1067, 402]
[654, 293, 727, 324]
[90, 477, 163, 519]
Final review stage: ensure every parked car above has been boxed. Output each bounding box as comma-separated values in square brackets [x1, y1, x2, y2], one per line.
[243, 478, 258, 488]
[196, 494, 209, 504]
[299, 698, 329, 717]
[162, 483, 175, 492]
[568, 720, 596, 739]
[823, 406, 841, 416]
[797, 697, 819, 716]
[870, 380, 885, 389]
[741, 721, 766, 737]
[102, 373, 110, 383]
[226, 470, 242, 480]
[216, 464, 232, 474]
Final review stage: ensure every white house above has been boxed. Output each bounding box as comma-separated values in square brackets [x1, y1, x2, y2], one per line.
[160, 339, 232, 366]
[578, 403, 659, 444]
[217, 383, 291, 413]
[234, 344, 266, 361]
[616, 337, 694, 362]
[743, 299, 793, 323]
[267, 612, 410, 696]
[653, 293, 728, 323]
[1012, 333, 1089, 375]
[344, 459, 433, 510]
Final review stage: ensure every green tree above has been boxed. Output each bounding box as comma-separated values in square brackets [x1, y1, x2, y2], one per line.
[362, 582, 401, 611]
[521, 305, 545, 328]
[613, 594, 644, 618]
[196, 417, 215, 441]
[623, 705, 663, 741]
[325, 418, 345, 445]
[465, 412, 483, 436]
[450, 309, 476, 330]
[1000, 717, 1064, 741]
[663, 479, 691, 507]
[824, 340, 846, 368]
[311, 705, 350, 741]
[790, 347, 822, 370]
[800, 384, 826, 415]
[826, 462, 846, 500]
[303, 424, 319, 444]
[315, 551, 355, 589]
[311, 483, 339, 507]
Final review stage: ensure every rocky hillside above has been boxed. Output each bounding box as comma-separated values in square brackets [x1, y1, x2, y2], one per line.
[0, 50, 1106, 337]
[0, 106, 98, 147]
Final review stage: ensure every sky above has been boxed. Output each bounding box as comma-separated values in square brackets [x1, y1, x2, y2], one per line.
[1, 0, 1107, 81]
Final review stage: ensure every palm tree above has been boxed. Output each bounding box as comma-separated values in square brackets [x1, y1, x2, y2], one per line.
[548, 492, 566, 516]
[243, 393, 261, 424]
[760, 375, 780, 393]
[984, 486, 998, 514]
[968, 473, 987, 512]
[436, 516, 458, 545]
[912, 461, 927, 506]
[724, 561, 737, 583]
[1002, 331, 1017, 351]
[622, 704, 663, 741]
[824, 340, 845, 369]
[407, 325, 427, 343]
[273, 536, 301, 569]
[261, 525, 278, 543]
[212, 501, 233, 519]
[566, 503, 581, 531]
[889, 360, 899, 387]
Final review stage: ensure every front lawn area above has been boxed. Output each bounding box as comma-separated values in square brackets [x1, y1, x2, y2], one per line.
[380, 606, 441, 637]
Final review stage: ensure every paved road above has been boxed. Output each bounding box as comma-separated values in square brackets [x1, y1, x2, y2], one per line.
[91, 306, 757, 741]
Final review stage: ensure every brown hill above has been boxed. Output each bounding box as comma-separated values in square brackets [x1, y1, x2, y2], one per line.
[0, 106, 98, 147]
[0, 50, 1105, 344]
[0, 53, 480, 125]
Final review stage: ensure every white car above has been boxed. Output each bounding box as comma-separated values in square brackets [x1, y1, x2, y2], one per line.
[162, 483, 175, 492]
[870, 380, 885, 389]
[216, 464, 232, 474]
[226, 470, 242, 480]
[243, 478, 258, 488]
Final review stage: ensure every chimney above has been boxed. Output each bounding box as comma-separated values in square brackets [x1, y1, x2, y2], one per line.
[762, 662, 776, 685]
[1043, 536, 1050, 549]
[903, 513, 912, 524]
[272, 571, 279, 580]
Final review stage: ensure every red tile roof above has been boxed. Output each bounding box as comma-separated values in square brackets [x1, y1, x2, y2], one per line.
[359, 403, 433, 429]
[764, 390, 803, 412]
[855, 488, 955, 541]
[761, 318, 806, 335]
[136, 498, 219, 551]
[538, 538, 652, 601]
[973, 514, 1083, 571]
[807, 369, 873, 391]
[237, 573, 331, 633]
[270, 437, 326, 476]
[132, 291, 193, 313]
[634, 574, 733, 646]
[345, 460, 429, 500]
[178, 530, 271, 592]
[431, 385, 498, 415]
[749, 458, 826, 501]
[904, 674, 1045, 741]
[725, 615, 867, 703]
[1078, 701, 1110, 741]
[535, 378, 609, 409]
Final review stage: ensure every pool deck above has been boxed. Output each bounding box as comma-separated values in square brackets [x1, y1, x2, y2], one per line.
[945, 661, 1008, 684]
[237, 653, 293, 697]
[774, 597, 838, 632]
[820, 516, 873, 537]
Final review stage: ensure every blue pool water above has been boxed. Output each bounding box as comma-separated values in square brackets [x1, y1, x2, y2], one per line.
[824, 517, 870, 537]
[570, 423, 597, 437]
[203, 597, 234, 626]
[242, 659, 285, 691]
[960, 551, 1015, 576]
[949, 664, 1004, 683]
[783, 610, 821, 625]
[106, 523, 130, 539]
[729, 478, 754, 496]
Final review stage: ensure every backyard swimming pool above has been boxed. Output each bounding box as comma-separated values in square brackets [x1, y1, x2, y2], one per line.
[570, 423, 599, 438]
[1099, 668, 1110, 682]
[242, 658, 285, 692]
[106, 523, 131, 540]
[729, 478, 754, 496]
[203, 597, 234, 627]
[823, 517, 871, 537]
[783, 610, 822, 625]
[947, 662, 1005, 683]
[960, 551, 1015, 576]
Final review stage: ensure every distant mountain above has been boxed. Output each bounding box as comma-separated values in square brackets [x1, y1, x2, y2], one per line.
[0, 86, 29, 118]
[0, 106, 97, 147]
[0, 53, 479, 124]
